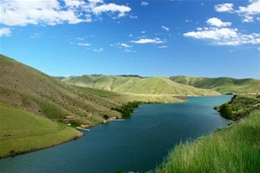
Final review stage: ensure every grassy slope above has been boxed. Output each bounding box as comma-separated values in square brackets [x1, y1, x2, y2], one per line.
[0, 54, 183, 157]
[154, 110, 260, 173]
[0, 54, 183, 125]
[0, 102, 82, 158]
[154, 95, 260, 173]
[169, 76, 260, 94]
[61, 75, 219, 96]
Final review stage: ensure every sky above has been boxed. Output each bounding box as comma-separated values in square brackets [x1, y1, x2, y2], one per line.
[0, 0, 260, 79]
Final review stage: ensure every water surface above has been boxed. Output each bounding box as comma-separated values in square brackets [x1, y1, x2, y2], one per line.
[0, 95, 232, 173]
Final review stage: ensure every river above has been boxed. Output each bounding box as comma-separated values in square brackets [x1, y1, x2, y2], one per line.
[0, 95, 232, 173]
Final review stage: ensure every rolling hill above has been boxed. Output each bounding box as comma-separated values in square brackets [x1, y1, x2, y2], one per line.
[0, 54, 187, 157]
[169, 76, 260, 94]
[60, 75, 219, 96]
[0, 54, 184, 126]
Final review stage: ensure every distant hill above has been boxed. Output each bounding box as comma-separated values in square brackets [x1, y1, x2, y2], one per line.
[169, 76, 260, 94]
[60, 75, 219, 96]
[0, 54, 184, 157]
[0, 54, 182, 126]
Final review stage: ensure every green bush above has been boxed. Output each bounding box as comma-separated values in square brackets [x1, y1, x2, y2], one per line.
[219, 103, 232, 118]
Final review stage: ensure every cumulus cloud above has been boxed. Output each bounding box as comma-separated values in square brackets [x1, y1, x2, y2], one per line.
[215, 0, 260, 23]
[162, 26, 169, 31]
[184, 27, 260, 46]
[184, 1, 260, 46]
[131, 38, 164, 44]
[206, 18, 232, 27]
[141, 1, 149, 6]
[0, 28, 11, 37]
[0, 0, 131, 27]
[92, 3, 131, 17]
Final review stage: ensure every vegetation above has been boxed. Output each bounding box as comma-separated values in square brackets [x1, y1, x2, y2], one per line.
[0, 102, 82, 158]
[111, 101, 141, 118]
[153, 94, 260, 173]
[153, 109, 260, 173]
[169, 76, 260, 94]
[0, 54, 185, 157]
[59, 75, 219, 96]
[214, 94, 260, 120]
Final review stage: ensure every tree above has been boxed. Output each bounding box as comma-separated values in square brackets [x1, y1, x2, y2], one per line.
[103, 115, 109, 120]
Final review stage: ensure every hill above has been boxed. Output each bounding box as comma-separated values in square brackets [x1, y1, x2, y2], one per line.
[0, 54, 185, 157]
[169, 76, 260, 94]
[0, 54, 183, 126]
[60, 75, 219, 96]
[154, 94, 260, 173]
[0, 102, 82, 158]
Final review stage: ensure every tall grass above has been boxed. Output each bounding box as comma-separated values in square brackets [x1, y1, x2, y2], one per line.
[154, 110, 260, 173]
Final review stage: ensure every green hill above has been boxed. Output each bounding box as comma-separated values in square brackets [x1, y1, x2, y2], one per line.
[169, 76, 260, 94]
[0, 54, 186, 157]
[0, 102, 82, 158]
[0, 54, 184, 125]
[61, 75, 219, 96]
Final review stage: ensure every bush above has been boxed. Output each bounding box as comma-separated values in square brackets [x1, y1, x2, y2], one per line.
[219, 103, 232, 118]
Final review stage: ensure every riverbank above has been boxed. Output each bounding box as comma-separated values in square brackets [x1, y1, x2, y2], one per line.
[153, 96, 260, 173]
[0, 102, 83, 159]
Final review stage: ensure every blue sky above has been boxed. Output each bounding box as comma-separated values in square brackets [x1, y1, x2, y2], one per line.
[1, 0, 260, 79]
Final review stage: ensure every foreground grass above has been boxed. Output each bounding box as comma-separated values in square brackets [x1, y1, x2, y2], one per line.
[154, 110, 260, 173]
[0, 102, 82, 158]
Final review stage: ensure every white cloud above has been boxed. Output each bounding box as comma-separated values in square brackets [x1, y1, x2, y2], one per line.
[78, 43, 91, 46]
[215, 0, 260, 23]
[93, 48, 103, 52]
[141, 31, 146, 34]
[0, 0, 131, 27]
[0, 28, 11, 37]
[64, 0, 85, 7]
[185, 20, 192, 23]
[159, 46, 168, 48]
[184, 27, 260, 46]
[141, 1, 149, 6]
[131, 38, 164, 44]
[215, 3, 234, 12]
[92, 3, 131, 17]
[162, 26, 169, 31]
[206, 18, 232, 27]
[258, 47, 260, 50]
[121, 43, 132, 48]
[237, 0, 260, 22]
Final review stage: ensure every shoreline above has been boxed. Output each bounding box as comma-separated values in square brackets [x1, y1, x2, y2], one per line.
[0, 129, 83, 159]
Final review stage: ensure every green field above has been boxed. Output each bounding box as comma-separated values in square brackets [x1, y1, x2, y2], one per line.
[0, 102, 82, 158]
[153, 109, 260, 173]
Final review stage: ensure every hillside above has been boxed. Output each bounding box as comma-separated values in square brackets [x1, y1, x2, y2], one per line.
[169, 76, 260, 94]
[0, 102, 82, 158]
[0, 54, 182, 126]
[154, 94, 260, 173]
[0, 54, 185, 157]
[60, 75, 219, 96]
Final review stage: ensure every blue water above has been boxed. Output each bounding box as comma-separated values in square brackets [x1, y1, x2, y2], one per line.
[0, 95, 232, 173]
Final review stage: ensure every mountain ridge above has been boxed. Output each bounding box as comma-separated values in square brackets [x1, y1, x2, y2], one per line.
[60, 75, 219, 96]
